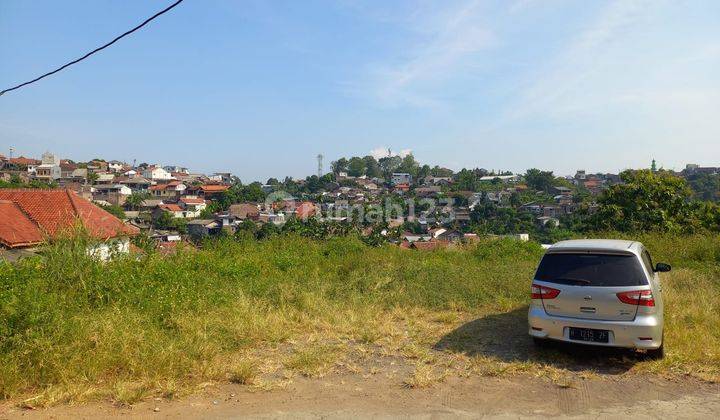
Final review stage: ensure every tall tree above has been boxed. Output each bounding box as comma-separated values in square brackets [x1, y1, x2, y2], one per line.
[362, 155, 381, 178]
[586, 170, 703, 232]
[347, 157, 366, 177]
[331, 158, 349, 174]
[524, 168, 554, 192]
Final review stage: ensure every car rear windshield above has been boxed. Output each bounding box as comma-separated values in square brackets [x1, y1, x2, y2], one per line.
[535, 253, 648, 287]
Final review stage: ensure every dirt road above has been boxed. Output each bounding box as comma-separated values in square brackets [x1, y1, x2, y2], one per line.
[3, 372, 718, 419]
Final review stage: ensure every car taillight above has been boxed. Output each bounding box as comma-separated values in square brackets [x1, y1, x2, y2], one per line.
[531, 284, 560, 299]
[616, 290, 655, 306]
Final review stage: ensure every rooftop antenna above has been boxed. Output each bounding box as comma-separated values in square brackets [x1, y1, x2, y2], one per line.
[317, 154, 323, 177]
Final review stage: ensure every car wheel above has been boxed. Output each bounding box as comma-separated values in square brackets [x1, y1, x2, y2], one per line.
[646, 334, 665, 359]
[532, 337, 547, 348]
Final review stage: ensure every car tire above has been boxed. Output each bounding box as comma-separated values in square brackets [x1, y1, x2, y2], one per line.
[532, 337, 547, 348]
[646, 334, 665, 359]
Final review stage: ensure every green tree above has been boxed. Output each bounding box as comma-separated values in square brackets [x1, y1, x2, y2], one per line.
[331, 158, 349, 174]
[362, 156, 381, 178]
[586, 170, 702, 232]
[430, 166, 454, 177]
[378, 155, 402, 179]
[686, 173, 720, 201]
[397, 154, 419, 177]
[524, 169, 554, 192]
[125, 191, 150, 210]
[86, 172, 99, 185]
[347, 157, 366, 177]
[454, 169, 478, 191]
[98, 203, 125, 219]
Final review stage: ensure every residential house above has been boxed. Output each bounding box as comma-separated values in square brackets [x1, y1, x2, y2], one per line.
[149, 181, 186, 199]
[393, 183, 410, 194]
[59, 160, 78, 178]
[108, 161, 126, 172]
[179, 196, 207, 218]
[187, 219, 221, 240]
[154, 204, 185, 219]
[198, 184, 230, 200]
[452, 207, 471, 223]
[552, 186, 573, 196]
[415, 186, 442, 198]
[138, 199, 165, 211]
[229, 203, 260, 220]
[295, 201, 319, 219]
[94, 173, 116, 185]
[69, 168, 88, 183]
[391, 173, 412, 185]
[143, 166, 173, 181]
[423, 176, 453, 186]
[436, 229, 464, 243]
[87, 160, 109, 172]
[6, 156, 41, 174]
[0, 189, 138, 259]
[208, 172, 232, 183]
[118, 175, 151, 192]
[163, 165, 189, 175]
[402, 232, 433, 243]
[258, 212, 285, 225]
[93, 184, 132, 206]
[34, 152, 61, 182]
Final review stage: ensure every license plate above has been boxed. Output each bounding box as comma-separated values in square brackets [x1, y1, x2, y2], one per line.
[569, 327, 609, 343]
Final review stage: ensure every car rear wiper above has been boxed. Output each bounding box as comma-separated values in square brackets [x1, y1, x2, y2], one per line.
[554, 277, 592, 286]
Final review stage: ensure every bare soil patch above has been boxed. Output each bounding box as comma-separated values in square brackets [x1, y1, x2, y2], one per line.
[2, 371, 717, 419]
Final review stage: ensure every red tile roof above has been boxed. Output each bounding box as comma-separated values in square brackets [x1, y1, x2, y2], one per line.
[159, 204, 183, 212]
[180, 197, 205, 204]
[8, 156, 40, 166]
[0, 189, 138, 248]
[200, 185, 229, 192]
[0, 201, 43, 248]
[295, 201, 318, 219]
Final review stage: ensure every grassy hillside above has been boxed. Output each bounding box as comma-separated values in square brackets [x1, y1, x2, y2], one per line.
[0, 234, 718, 405]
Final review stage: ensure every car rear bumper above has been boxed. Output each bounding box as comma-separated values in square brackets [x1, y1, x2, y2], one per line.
[528, 305, 663, 349]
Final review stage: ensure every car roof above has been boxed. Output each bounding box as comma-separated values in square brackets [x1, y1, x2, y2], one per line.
[548, 239, 642, 255]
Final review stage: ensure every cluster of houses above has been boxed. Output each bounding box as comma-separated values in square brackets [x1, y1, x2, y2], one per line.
[4, 151, 691, 256]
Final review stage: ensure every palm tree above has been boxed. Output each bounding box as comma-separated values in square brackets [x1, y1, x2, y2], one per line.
[125, 191, 150, 210]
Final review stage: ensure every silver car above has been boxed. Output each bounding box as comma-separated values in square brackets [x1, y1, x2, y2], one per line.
[528, 239, 670, 358]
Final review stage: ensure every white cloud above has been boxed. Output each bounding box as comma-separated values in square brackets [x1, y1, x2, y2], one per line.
[352, 0, 495, 108]
[370, 147, 412, 159]
[501, 0, 657, 123]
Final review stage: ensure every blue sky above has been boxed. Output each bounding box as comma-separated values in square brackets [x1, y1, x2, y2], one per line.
[1, 0, 719, 181]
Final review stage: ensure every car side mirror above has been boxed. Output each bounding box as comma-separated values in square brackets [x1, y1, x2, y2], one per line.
[655, 263, 671, 272]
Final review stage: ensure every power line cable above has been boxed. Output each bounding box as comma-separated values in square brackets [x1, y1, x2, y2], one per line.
[0, 0, 185, 97]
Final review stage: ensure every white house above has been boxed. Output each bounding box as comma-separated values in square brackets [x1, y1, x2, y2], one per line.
[108, 161, 125, 172]
[179, 196, 207, 218]
[34, 152, 61, 181]
[142, 166, 173, 181]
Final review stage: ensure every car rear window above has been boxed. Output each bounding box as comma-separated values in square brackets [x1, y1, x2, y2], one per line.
[535, 253, 648, 287]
